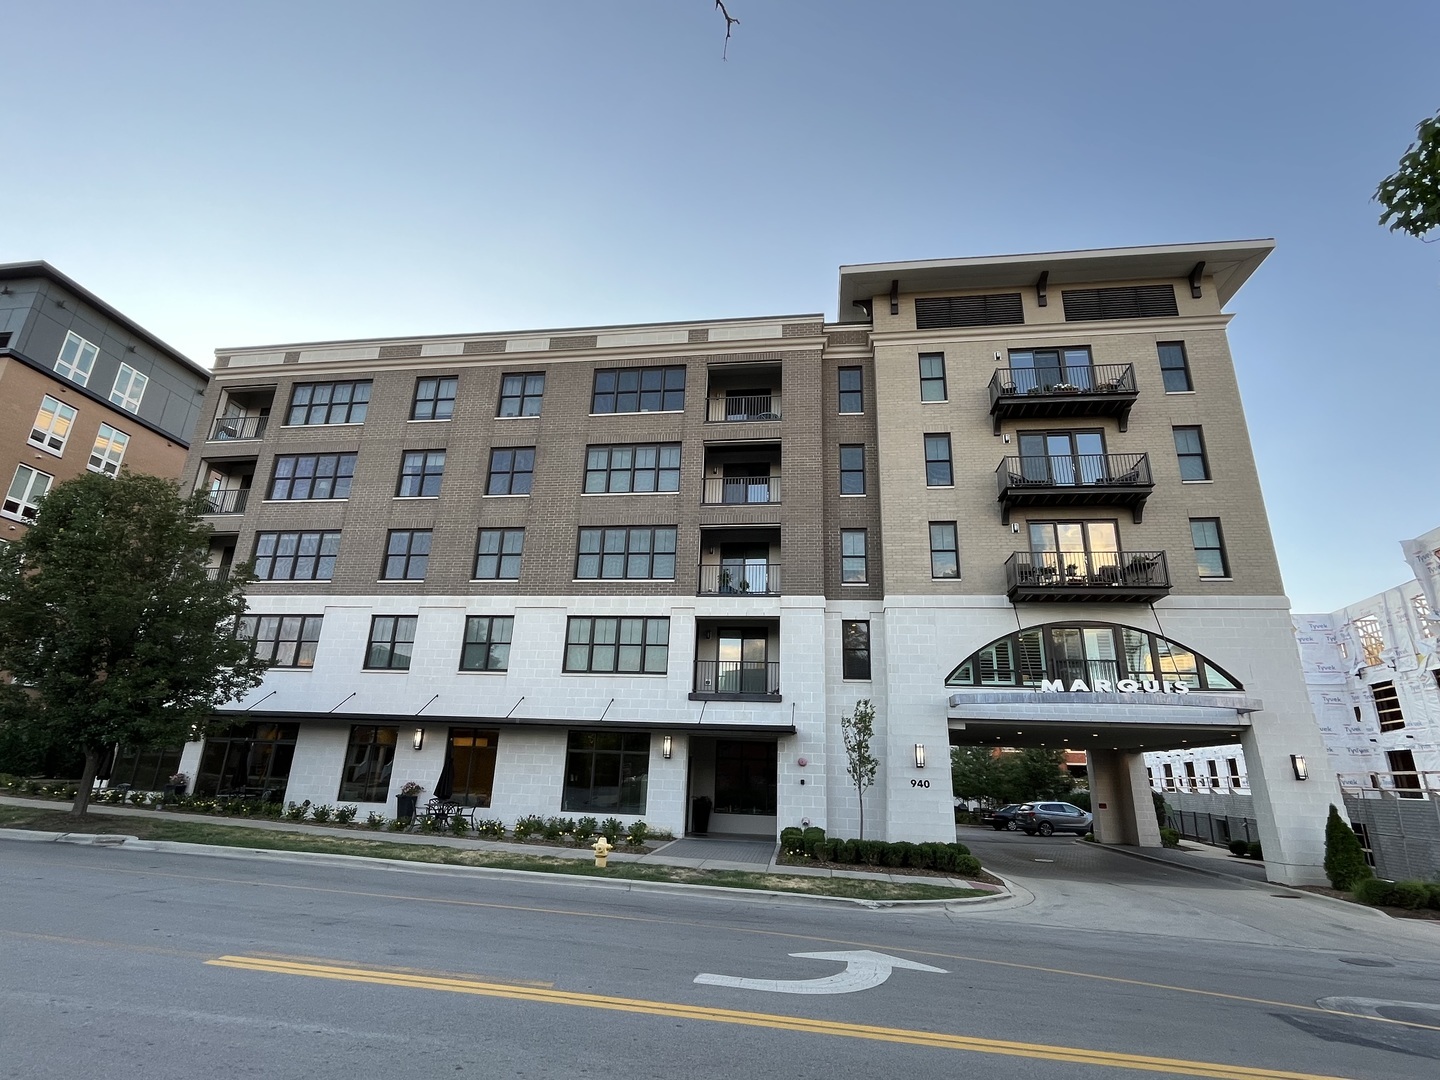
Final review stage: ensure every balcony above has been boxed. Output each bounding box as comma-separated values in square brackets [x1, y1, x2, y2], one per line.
[692, 660, 781, 699]
[988, 363, 1138, 434]
[210, 414, 269, 441]
[697, 562, 782, 596]
[701, 474, 781, 505]
[706, 392, 782, 423]
[204, 488, 250, 515]
[996, 453, 1153, 524]
[1005, 550, 1171, 603]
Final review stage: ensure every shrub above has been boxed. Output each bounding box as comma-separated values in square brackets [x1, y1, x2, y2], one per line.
[283, 801, 309, 822]
[882, 841, 915, 868]
[388, 817, 409, 832]
[1353, 878, 1398, 907]
[626, 821, 650, 846]
[1159, 828, 1181, 849]
[541, 817, 567, 843]
[801, 826, 826, 857]
[449, 813, 471, 836]
[926, 844, 956, 872]
[1428, 883, 1440, 912]
[309, 804, 334, 823]
[952, 853, 982, 877]
[474, 818, 507, 840]
[857, 839, 885, 866]
[335, 805, 358, 824]
[1323, 805, 1373, 890]
[835, 839, 860, 864]
[1229, 839, 1250, 857]
[1246, 842, 1263, 860]
[780, 827, 805, 855]
[599, 817, 624, 844]
[1391, 880, 1430, 910]
[364, 812, 386, 830]
[949, 840, 970, 858]
[512, 815, 545, 840]
[573, 816, 598, 843]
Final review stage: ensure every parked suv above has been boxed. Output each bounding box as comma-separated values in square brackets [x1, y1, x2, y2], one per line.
[1016, 802, 1092, 836]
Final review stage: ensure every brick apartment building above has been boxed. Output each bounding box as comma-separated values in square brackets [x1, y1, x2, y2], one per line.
[175, 240, 1339, 885]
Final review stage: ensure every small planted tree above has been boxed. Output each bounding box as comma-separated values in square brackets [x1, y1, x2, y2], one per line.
[1323, 804, 1373, 891]
[841, 698, 879, 839]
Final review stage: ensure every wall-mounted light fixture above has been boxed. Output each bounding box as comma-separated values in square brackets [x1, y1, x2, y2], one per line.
[1011, 522, 1020, 533]
[1290, 755, 1308, 781]
[413, 728, 424, 751]
[914, 744, 926, 769]
[662, 735, 672, 759]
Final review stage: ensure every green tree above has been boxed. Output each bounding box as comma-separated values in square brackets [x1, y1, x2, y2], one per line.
[1000, 748, 1076, 802]
[0, 472, 268, 816]
[1376, 107, 1440, 239]
[840, 698, 879, 839]
[1323, 804, 1373, 891]
[951, 745, 1005, 804]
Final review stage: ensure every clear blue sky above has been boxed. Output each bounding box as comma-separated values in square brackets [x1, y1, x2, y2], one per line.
[6, 2, 1436, 611]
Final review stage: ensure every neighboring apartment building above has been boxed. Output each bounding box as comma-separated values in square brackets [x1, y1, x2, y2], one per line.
[0, 262, 209, 540]
[176, 240, 1338, 885]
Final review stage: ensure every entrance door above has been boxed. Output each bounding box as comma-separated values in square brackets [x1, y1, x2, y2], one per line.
[718, 629, 768, 693]
[445, 729, 499, 807]
[721, 463, 771, 504]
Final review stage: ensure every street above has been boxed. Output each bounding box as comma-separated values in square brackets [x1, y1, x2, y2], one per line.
[3, 834, 1440, 1079]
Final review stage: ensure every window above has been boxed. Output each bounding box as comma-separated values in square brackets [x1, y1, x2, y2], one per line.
[924, 434, 953, 486]
[253, 531, 341, 581]
[238, 615, 323, 668]
[1227, 758, 1242, 789]
[841, 529, 868, 583]
[397, 450, 446, 497]
[838, 367, 863, 413]
[88, 425, 129, 476]
[474, 528, 524, 580]
[591, 366, 685, 413]
[562, 732, 650, 814]
[286, 381, 371, 425]
[565, 617, 669, 674]
[839, 445, 865, 495]
[584, 444, 681, 494]
[1016, 430, 1106, 484]
[486, 447, 534, 496]
[1173, 426, 1210, 480]
[1190, 518, 1228, 578]
[1008, 347, 1095, 392]
[338, 726, 397, 802]
[919, 353, 947, 401]
[1387, 748, 1422, 797]
[269, 453, 357, 500]
[365, 616, 417, 670]
[55, 331, 98, 385]
[3, 465, 53, 521]
[576, 526, 677, 580]
[1354, 616, 1384, 667]
[1372, 681, 1405, 731]
[382, 530, 431, 580]
[109, 364, 148, 412]
[29, 396, 77, 454]
[1414, 594, 1434, 639]
[842, 621, 871, 680]
[194, 721, 298, 799]
[930, 521, 959, 579]
[460, 616, 513, 672]
[498, 372, 545, 417]
[1158, 342, 1193, 392]
[411, 376, 457, 421]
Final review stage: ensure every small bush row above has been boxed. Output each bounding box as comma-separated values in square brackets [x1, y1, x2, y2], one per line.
[780, 827, 982, 877]
[1352, 878, 1440, 911]
[1227, 839, 1264, 859]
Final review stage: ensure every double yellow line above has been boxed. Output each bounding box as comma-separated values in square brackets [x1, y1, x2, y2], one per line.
[208, 955, 1352, 1080]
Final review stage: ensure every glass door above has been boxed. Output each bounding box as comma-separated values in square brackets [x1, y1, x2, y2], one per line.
[1029, 521, 1118, 579]
[1018, 432, 1105, 485]
[718, 629, 767, 693]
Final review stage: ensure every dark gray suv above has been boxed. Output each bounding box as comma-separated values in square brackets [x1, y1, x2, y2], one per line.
[1016, 802, 1093, 836]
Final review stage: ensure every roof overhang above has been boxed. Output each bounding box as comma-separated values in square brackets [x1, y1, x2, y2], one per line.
[215, 710, 795, 739]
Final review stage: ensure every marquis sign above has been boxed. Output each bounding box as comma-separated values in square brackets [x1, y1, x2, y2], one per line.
[1039, 678, 1190, 694]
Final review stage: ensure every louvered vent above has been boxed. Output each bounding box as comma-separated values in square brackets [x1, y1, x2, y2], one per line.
[0, 332, 11, 348]
[915, 293, 1024, 329]
[1062, 284, 1179, 322]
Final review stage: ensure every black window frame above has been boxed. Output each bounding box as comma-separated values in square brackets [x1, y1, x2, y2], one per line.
[286, 380, 372, 426]
[562, 731, 650, 814]
[838, 366, 864, 413]
[842, 620, 871, 680]
[575, 526, 678, 580]
[1173, 426, 1210, 481]
[591, 366, 686, 414]
[841, 529, 868, 584]
[460, 616, 513, 672]
[919, 353, 947, 402]
[396, 450, 446, 498]
[365, 616, 417, 670]
[839, 444, 866, 495]
[563, 616, 670, 674]
[1158, 342, 1193, 392]
[486, 447, 535, 496]
[269, 453, 357, 500]
[474, 528, 524, 580]
[253, 530, 341, 581]
[924, 433, 953, 486]
[411, 376, 458, 421]
[929, 521, 959, 579]
[1190, 517, 1229, 578]
[382, 529, 432, 581]
[1372, 681, 1405, 732]
[337, 725, 397, 802]
[583, 443, 681, 494]
[238, 614, 323, 668]
[497, 372, 545, 417]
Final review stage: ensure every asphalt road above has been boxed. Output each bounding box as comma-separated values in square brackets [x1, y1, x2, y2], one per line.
[3, 834, 1440, 1080]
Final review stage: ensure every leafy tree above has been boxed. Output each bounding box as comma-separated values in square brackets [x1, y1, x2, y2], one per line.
[1323, 804, 1373, 891]
[1376, 107, 1440, 240]
[840, 698, 879, 839]
[951, 746, 1005, 804]
[0, 472, 268, 816]
[1000, 748, 1076, 802]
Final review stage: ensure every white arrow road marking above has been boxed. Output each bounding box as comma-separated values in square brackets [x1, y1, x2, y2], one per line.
[695, 949, 947, 995]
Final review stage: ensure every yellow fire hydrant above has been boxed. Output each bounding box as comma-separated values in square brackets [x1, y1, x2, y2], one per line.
[592, 836, 613, 868]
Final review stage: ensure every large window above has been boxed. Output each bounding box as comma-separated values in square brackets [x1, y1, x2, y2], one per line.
[838, 366, 863, 413]
[842, 621, 871, 680]
[1372, 681, 1405, 732]
[411, 376, 457, 421]
[562, 731, 650, 814]
[713, 740, 777, 816]
[839, 445, 865, 495]
[460, 617, 513, 672]
[841, 529, 868, 583]
[930, 521, 959, 579]
[238, 614, 323, 668]
[576, 527, 677, 580]
[269, 453, 357, 500]
[397, 450, 446, 497]
[366, 616, 417, 670]
[1189, 518, 1228, 578]
[584, 444, 681, 494]
[1008, 347, 1095, 392]
[1354, 615, 1384, 667]
[924, 433, 953, 486]
[498, 372, 545, 417]
[591, 366, 685, 413]
[1158, 342, 1193, 392]
[1173, 426, 1210, 481]
[286, 381, 371, 425]
[253, 531, 341, 580]
[3, 465, 52, 521]
[55, 330, 98, 386]
[110, 364, 148, 413]
[88, 425, 129, 476]
[338, 726, 397, 802]
[474, 528, 524, 580]
[194, 722, 298, 799]
[29, 395, 77, 454]
[382, 530, 431, 580]
[919, 353, 947, 401]
[564, 617, 669, 674]
[486, 447, 535, 495]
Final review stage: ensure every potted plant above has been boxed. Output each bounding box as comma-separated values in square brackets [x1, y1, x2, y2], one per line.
[396, 781, 423, 821]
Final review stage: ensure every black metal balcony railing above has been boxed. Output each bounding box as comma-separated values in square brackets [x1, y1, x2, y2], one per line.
[204, 488, 249, 515]
[693, 660, 781, 696]
[987, 363, 1138, 433]
[995, 453, 1154, 523]
[706, 394, 782, 422]
[210, 415, 269, 441]
[1004, 550, 1171, 603]
[696, 563, 782, 595]
[204, 566, 231, 581]
[701, 475, 782, 505]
